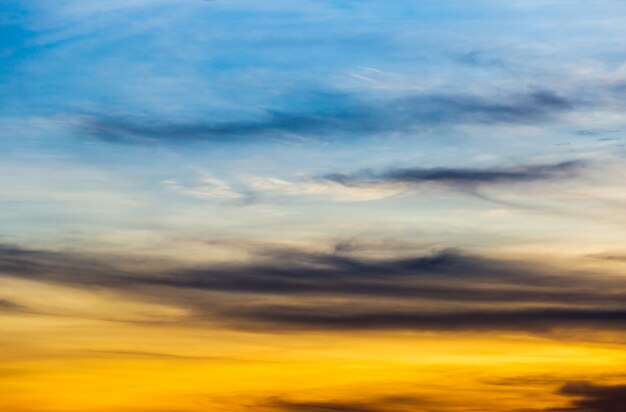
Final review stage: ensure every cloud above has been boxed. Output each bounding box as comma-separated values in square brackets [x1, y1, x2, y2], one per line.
[2, 242, 626, 335]
[324, 160, 583, 189]
[162, 173, 247, 201]
[167, 160, 586, 205]
[553, 382, 626, 412]
[223, 306, 626, 333]
[264, 399, 382, 412]
[587, 252, 626, 263]
[79, 90, 574, 144]
[261, 394, 427, 412]
[246, 176, 406, 201]
[0, 244, 122, 282]
[248, 380, 626, 412]
[4, 245, 614, 305]
[0, 299, 25, 313]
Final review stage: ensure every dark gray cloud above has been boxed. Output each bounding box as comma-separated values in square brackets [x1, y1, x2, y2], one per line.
[324, 160, 583, 188]
[80, 89, 574, 144]
[553, 382, 626, 412]
[2, 245, 622, 305]
[1, 243, 625, 334]
[222, 306, 626, 333]
[0, 244, 131, 286]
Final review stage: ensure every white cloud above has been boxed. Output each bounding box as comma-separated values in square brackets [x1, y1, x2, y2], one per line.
[162, 171, 406, 203]
[247, 176, 405, 202]
[162, 173, 244, 200]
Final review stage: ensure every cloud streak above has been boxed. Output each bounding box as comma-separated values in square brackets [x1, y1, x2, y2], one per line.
[0, 299, 25, 313]
[324, 160, 583, 189]
[225, 307, 626, 333]
[80, 90, 574, 144]
[261, 394, 428, 412]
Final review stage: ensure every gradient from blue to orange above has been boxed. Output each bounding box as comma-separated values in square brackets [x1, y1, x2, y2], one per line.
[2, 1, 626, 411]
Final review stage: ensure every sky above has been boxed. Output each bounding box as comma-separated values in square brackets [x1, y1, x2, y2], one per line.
[2, 1, 626, 411]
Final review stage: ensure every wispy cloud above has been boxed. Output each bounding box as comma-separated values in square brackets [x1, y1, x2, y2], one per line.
[164, 160, 586, 205]
[246, 176, 405, 201]
[324, 160, 583, 189]
[79, 90, 574, 144]
[162, 173, 246, 201]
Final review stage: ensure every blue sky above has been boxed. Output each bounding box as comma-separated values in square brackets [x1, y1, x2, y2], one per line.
[1, 0, 626, 272]
[3, 0, 626, 253]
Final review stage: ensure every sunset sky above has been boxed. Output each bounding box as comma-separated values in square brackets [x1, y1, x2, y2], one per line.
[2, 1, 626, 411]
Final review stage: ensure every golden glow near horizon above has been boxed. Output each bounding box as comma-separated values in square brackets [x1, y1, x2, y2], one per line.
[2, 307, 625, 412]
